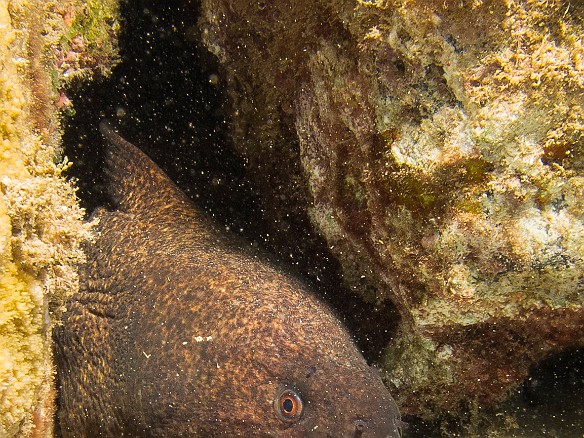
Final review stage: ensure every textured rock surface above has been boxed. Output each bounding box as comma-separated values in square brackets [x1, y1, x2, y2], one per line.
[0, 0, 116, 435]
[199, 0, 584, 418]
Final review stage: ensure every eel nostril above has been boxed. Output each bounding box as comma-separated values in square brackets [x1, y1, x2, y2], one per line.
[354, 419, 366, 437]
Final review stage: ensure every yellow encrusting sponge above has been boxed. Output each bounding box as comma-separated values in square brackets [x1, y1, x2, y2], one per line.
[0, 0, 114, 435]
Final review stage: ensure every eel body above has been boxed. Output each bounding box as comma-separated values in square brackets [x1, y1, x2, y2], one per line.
[53, 122, 401, 437]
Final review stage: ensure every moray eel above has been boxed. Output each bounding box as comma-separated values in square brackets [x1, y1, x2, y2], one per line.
[53, 122, 402, 437]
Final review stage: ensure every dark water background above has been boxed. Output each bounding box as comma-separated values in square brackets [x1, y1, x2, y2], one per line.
[62, 0, 584, 436]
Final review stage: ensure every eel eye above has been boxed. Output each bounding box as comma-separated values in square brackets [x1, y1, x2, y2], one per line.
[274, 388, 304, 421]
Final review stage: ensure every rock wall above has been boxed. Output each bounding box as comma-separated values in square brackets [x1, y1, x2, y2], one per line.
[0, 1, 117, 435]
[199, 0, 584, 417]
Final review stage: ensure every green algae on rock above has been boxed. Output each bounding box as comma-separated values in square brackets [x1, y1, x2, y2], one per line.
[198, 0, 584, 421]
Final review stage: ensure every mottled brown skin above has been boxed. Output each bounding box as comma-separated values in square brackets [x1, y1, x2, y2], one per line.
[53, 122, 401, 437]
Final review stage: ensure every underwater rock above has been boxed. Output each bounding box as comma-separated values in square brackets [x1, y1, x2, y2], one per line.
[198, 0, 584, 418]
[0, 0, 117, 435]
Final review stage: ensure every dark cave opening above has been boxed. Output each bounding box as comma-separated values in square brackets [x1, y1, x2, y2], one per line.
[62, 0, 243, 223]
